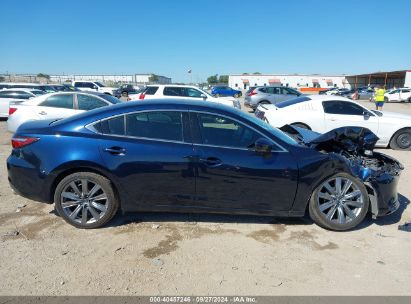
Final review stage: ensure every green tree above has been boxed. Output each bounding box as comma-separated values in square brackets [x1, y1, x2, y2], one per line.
[207, 75, 218, 84]
[218, 75, 229, 84]
[0, 76, 5, 82]
[37, 73, 50, 79]
[253, 72, 261, 75]
[148, 74, 159, 83]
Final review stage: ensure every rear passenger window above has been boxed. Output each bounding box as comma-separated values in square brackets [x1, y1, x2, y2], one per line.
[163, 87, 184, 96]
[126, 111, 183, 141]
[95, 115, 125, 135]
[40, 94, 74, 109]
[144, 87, 159, 95]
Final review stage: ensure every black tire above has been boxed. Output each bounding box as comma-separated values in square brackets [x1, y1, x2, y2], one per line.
[215, 93, 220, 97]
[390, 128, 411, 150]
[408, 97, 411, 103]
[234, 93, 239, 98]
[259, 100, 271, 105]
[384, 97, 389, 102]
[309, 173, 369, 231]
[54, 172, 119, 229]
[290, 122, 311, 130]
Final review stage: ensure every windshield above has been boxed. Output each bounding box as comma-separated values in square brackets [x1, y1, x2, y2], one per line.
[100, 94, 121, 104]
[237, 111, 298, 146]
[276, 96, 311, 108]
[94, 82, 105, 87]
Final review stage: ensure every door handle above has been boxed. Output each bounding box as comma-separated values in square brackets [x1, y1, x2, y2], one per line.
[200, 157, 222, 167]
[104, 146, 126, 156]
[38, 111, 47, 115]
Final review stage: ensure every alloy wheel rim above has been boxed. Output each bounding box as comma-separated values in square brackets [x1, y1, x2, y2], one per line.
[397, 133, 411, 149]
[317, 177, 364, 225]
[60, 179, 108, 225]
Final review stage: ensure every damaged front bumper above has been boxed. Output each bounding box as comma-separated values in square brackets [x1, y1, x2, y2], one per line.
[354, 152, 403, 219]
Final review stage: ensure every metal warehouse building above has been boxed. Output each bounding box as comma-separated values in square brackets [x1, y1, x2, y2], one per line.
[229, 70, 411, 91]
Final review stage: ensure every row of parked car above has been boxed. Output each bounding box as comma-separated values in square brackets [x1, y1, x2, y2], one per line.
[1, 82, 243, 132]
[319, 86, 411, 102]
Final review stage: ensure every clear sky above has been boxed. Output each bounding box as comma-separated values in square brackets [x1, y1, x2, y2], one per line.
[0, 0, 410, 83]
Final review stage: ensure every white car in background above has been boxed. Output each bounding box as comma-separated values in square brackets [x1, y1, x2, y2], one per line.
[255, 95, 411, 150]
[72, 81, 117, 95]
[0, 88, 46, 118]
[7, 91, 121, 133]
[131, 85, 241, 109]
[384, 88, 411, 102]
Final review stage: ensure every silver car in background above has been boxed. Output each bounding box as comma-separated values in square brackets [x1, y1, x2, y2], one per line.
[244, 86, 302, 110]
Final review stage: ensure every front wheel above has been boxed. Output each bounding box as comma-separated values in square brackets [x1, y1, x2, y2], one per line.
[309, 173, 369, 231]
[214, 93, 220, 97]
[234, 93, 239, 98]
[390, 128, 411, 150]
[54, 172, 119, 229]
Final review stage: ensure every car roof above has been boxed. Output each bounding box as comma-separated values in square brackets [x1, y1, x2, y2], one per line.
[0, 88, 40, 93]
[54, 99, 242, 127]
[146, 84, 200, 88]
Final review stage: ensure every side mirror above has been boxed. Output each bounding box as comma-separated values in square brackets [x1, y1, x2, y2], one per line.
[253, 138, 272, 154]
[92, 85, 98, 90]
[200, 94, 207, 100]
[363, 111, 371, 119]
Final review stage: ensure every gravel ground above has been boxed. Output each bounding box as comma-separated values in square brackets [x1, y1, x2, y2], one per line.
[0, 99, 410, 296]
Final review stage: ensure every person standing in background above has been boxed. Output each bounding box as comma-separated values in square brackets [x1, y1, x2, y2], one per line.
[374, 86, 386, 111]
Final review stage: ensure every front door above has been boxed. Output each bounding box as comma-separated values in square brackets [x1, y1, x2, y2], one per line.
[322, 100, 379, 135]
[97, 110, 196, 210]
[190, 112, 298, 213]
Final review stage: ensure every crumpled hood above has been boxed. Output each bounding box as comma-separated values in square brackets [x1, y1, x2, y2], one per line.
[281, 125, 379, 154]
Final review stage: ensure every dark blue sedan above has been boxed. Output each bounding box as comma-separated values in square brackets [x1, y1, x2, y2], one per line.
[7, 100, 402, 230]
[211, 86, 242, 98]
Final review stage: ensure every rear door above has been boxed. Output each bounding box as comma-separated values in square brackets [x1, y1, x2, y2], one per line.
[96, 110, 196, 210]
[323, 100, 379, 134]
[35, 94, 79, 120]
[189, 111, 298, 213]
[266, 87, 282, 103]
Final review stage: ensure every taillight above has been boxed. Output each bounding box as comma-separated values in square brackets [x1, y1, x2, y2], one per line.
[11, 136, 39, 149]
[9, 107, 17, 115]
[248, 90, 257, 96]
[139, 93, 145, 100]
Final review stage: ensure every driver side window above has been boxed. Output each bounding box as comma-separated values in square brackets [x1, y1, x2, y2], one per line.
[196, 113, 262, 149]
[322, 100, 365, 116]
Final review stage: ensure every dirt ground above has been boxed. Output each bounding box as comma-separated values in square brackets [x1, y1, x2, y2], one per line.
[0, 99, 410, 296]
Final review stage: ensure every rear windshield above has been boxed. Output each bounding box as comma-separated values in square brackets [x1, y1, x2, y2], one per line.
[276, 96, 311, 108]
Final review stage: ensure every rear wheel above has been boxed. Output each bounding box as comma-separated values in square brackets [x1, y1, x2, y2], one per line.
[54, 172, 119, 229]
[215, 93, 220, 97]
[390, 128, 411, 150]
[408, 97, 411, 103]
[234, 93, 239, 98]
[384, 97, 389, 102]
[309, 173, 369, 231]
[259, 100, 271, 106]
